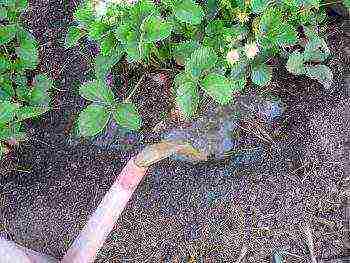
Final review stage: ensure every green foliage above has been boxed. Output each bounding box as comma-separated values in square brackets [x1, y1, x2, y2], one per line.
[79, 80, 115, 104]
[65, 25, 86, 48]
[173, 0, 204, 25]
[69, 0, 346, 138]
[175, 73, 199, 118]
[251, 63, 272, 87]
[78, 104, 110, 137]
[113, 103, 141, 131]
[200, 73, 234, 105]
[95, 52, 124, 80]
[0, 0, 52, 158]
[344, 0, 350, 9]
[286, 27, 332, 88]
[185, 46, 217, 78]
[77, 79, 142, 137]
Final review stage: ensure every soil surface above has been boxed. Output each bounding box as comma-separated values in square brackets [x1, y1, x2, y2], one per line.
[0, 1, 349, 262]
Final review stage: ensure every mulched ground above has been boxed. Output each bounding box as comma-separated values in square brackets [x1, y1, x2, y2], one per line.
[0, 1, 349, 262]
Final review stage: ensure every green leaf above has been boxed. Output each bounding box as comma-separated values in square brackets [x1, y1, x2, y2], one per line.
[185, 46, 217, 78]
[65, 25, 86, 49]
[0, 101, 18, 124]
[175, 0, 204, 25]
[344, 0, 350, 9]
[286, 51, 305, 74]
[16, 29, 39, 69]
[0, 24, 17, 45]
[79, 80, 114, 104]
[15, 80, 31, 101]
[74, 1, 95, 26]
[276, 23, 297, 46]
[251, 63, 272, 86]
[17, 27, 38, 48]
[258, 8, 291, 49]
[172, 40, 200, 66]
[78, 104, 110, 137]
[273, 252, 284, 263]
[175, 73, 199, 119]
[298, 0, 321, 8]
[205, 19, 225, 37]
[0, 6, 7, 20]
[161, 0, 177, 8]
[113, 103, 141, 131]
[13, 74, 27, 91]
[142, 15, 172, 42]
[5, 0, 28, 11]
[0, 143, 5, 159]
[30, 74, 52, 106]
[251, 0, 272, 14]
[16, 46, 38, 69]
[18, 87, 32, 102]
[116, 23, 152, 62]
[88, 21, 109, 41]
[303, 37, 330, 62]
[129, 0, 156, 23]
[95, 49, 123, 80]
[259, 7, 282, 34]
[7, 0, 28, 11]
[115, 24, 139, 59]
[115, 23, 133, 44]
[229, 61, 247, 78]
[0, 55, 12, 72]
[15, 106, 49, 121]
[305, 65, 333, 89]
[0, 88, 13, 101]
[231, 76, 247, 93]
[200, 73, 234, 105]
[0, 122, 26, 141]
[204, 0, 218, 20]
[0, 75, 15, 99]
[100, 32, 116, 56]
[4, 7, 18, 23]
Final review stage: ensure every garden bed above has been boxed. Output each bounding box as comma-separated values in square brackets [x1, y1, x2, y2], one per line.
[0, 0, 349, 262]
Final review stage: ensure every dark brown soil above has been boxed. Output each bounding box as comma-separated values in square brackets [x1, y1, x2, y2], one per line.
[0, 1, 349, 262]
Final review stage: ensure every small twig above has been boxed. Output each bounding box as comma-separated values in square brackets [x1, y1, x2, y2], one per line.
[58, 54, 79, 76]
[235, 245, 248, 263]
[15, 168, 32, 173]
[291, 161, 309, 174]
[124, 75, 146, 102]
[302, 222, 317, 263]
[237, 123, 271, 144]
[50, 86, 68, 92]
[255, 122, 274, 143]
[320, 1, 342, 6]
[29, 138, 52, 148]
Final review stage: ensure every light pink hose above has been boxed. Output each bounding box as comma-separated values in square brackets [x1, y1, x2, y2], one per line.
[2, 141, 199, 263]
[61, 158, 146, 263]
[0, 236, 57, 263]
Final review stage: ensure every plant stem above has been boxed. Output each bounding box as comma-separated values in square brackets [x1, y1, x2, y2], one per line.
[124, 75, 145, 102]
[320, 1, 342, 7]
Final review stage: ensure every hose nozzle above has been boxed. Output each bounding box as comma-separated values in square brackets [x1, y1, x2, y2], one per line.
[134, 140, 208, 168]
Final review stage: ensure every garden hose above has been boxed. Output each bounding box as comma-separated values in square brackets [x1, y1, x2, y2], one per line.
[134, 140, 208, 168]
[62, 140, 205, 263]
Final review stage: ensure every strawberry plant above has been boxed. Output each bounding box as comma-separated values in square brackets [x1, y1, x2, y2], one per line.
[66, 0, 349, 138]
[0, 0, 53, 159]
